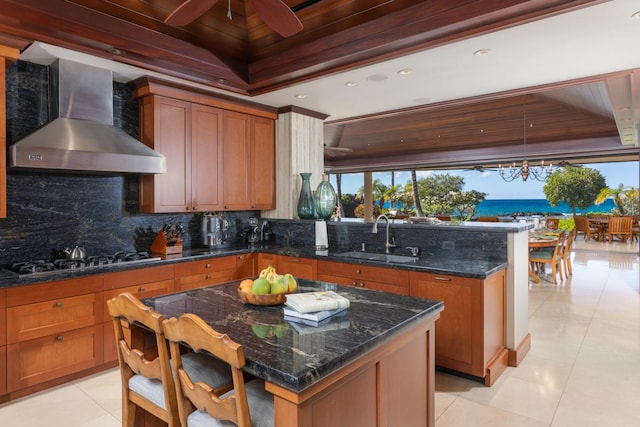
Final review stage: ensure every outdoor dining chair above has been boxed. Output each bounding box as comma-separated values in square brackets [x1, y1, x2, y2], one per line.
[529, 231, 566, 285]
[606, 216, 633, 243]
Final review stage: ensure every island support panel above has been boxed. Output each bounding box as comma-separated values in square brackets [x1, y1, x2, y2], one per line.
[266, 311, 440, 427]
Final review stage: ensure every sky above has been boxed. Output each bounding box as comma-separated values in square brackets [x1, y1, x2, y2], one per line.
[329, 161, 639, 200]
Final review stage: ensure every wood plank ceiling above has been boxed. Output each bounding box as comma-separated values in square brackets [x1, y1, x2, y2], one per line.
[0, 0, 636, 172]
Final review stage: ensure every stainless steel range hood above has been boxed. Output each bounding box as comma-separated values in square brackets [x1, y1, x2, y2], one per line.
[9, 59, 165, 174]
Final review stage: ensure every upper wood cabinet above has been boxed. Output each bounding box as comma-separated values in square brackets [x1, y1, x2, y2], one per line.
[132, 77, 276, 213]
[0, 45, 20, 219]
[138, 95, 223, 213]
[222, 112, 275, 210]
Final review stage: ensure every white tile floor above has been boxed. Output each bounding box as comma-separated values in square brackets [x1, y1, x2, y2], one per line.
[0, 238, 638, 426]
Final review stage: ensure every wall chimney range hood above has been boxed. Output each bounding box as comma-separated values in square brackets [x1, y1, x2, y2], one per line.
[9, 59, 165, 174]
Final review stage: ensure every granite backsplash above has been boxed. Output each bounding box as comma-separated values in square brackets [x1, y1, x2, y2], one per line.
[1, 61, 508, 267]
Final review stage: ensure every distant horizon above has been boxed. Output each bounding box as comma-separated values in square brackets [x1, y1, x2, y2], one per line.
[329, 161, 639, 200]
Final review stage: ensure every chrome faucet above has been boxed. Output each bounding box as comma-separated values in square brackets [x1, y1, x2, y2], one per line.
[372, 214, 396, 253]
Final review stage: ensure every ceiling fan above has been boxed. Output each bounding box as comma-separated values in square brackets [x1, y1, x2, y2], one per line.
[165, 0, 303, 38]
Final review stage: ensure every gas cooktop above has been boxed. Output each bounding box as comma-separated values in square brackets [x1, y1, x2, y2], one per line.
[4, 251, 161, 278]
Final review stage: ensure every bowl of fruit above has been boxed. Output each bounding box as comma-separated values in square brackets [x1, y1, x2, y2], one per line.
[238, 265, 298, 306]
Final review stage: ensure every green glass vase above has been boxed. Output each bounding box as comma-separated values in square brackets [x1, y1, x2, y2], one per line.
[297, 173, 316, 219]
[314, 174, 337, 220]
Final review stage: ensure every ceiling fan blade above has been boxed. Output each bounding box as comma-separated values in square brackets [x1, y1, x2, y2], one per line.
[249, 0, 303, 37]
[165, 0, 219, 26]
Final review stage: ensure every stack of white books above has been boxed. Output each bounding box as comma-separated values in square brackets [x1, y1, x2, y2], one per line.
[284, 291, 350, 327]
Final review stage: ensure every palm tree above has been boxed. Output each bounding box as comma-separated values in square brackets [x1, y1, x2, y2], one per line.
[410, 170, 424, 217]
[372, 179, 388, 211]
[595, 184, 633, 215]
[335, 173, 344, 219]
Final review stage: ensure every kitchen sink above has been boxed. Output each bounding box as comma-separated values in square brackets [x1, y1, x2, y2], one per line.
[334, 251, 418, 264]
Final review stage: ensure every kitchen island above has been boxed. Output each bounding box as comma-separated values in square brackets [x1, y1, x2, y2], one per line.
[143, 279, 444, 427]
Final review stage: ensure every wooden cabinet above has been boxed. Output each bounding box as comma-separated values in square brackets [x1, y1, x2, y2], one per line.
[0, 288, 6, 395]
[409, 270, 507, 385]
[278, 255, 316, 280]
[235, 253, 255, 280]
[222, 110, 251, 210]
[222, 112, 275, 210]
[0, 46, 20, 219]
[249, 116, 275, 210]
[102, 265, 175, 363]
[175, 255, 238, 291]
[317, 260, 409, 295]
[5, 277, 103, 392]
[256, 253, 316, 280]
[138, 95, 223, 213]
[133, 78, 276, 213]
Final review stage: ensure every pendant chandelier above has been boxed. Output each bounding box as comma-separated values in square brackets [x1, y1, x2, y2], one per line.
[499, 103, 554, 182]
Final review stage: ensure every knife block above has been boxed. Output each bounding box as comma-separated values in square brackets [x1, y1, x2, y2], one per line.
[150, 231, 183, 255]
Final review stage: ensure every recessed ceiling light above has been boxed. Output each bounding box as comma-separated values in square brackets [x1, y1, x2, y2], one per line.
[473, 49, 491, 56]
[294, 94, 307, 99]
[632, 10, 640, 19]
[366, 74, 389, 82]
[397, 69, 412, 75]
[345, 81, 358, 87]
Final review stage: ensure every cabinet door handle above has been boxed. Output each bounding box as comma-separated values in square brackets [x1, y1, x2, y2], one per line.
[351, 281, 357, 286]
[291, 258, 300, 263]
[138, 287, 145, 292]
[193, 206, 198, 211]
[359, 282, 365, 287]
[205, 263, 212, 268]
[224, 205, 230, 209]
[433, 276, 452, 281]
[251, 205, 256, 209]
[56, 335, 63, 341]
[355, 269, 361, 274]
[205, 274, 212, 279]
[55, 302, 63, 308]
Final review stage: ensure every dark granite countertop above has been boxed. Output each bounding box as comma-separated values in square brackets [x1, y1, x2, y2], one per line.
[0, 242, 507, 288]
[142, 279, 444, 392]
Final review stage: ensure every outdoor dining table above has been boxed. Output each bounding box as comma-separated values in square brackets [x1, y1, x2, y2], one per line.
[528, 234, 559, 283]
[588, 217, 609, 241]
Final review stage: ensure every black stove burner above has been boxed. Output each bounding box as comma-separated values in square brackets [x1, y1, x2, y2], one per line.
[114, 251, 151, 263]
[8, 251, 159, 277]
[11, 260, 56, 275]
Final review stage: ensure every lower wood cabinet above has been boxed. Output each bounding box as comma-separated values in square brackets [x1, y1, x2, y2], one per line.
[5, 277, 104, 393]
[102, 264, 175, 363]
[409, 270, 507, 385]
[277, 255, 316, 280]
[234, 253, 255, 280]
[0, 288, 6, 395]
[256, 253, 316, 280]
[174, 255, 237, 291]
[316, 260, 409, 295]
[7, 325, 103, 392]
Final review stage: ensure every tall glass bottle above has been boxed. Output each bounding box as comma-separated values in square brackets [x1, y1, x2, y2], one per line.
[314, 174, 337, 220]
[297, 173, 316, 219]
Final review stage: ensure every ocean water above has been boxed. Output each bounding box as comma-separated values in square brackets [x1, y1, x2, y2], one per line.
[473, 199, 617, 217]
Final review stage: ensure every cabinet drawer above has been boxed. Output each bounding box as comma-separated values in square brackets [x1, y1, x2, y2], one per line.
[176, 270, 235, 291]
[103, 264, 174, 290]
[317, 274, 409, 295]
[278, 255, 316, 280]
[174, 256, 236, 277]
[6, 276, 102, 307]
[317, 260, 409, 286]
[7, 294, 101, 343]
[103, 279, 174, 323]
[7, 325, 103, 391]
